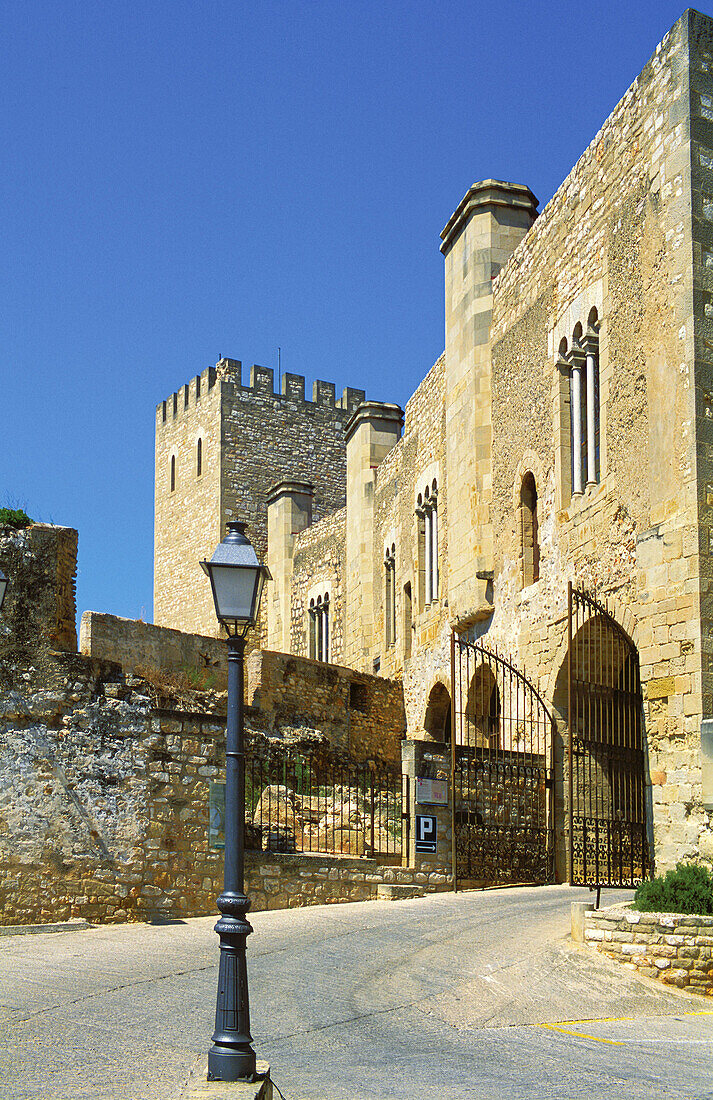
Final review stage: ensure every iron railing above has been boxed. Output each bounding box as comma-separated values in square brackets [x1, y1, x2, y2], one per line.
[244, 748, 405, 859]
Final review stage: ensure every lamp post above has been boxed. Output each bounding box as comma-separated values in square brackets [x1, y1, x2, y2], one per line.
[201, 521, 271, 1082]
[0, 570, 8, 610]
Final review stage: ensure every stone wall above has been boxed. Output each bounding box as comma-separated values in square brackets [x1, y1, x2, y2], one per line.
[246, 852, 448, 912]
[482, 10, 707, 873]
[154, 363, 223, 639]
[0, 524, 78, 659]
[290, 508, 347, 663]
[80, 611, 228, 689]
[584, 905, 713, 996]
[0, 522, 429, 925]
[0, 671, 441, 925]
[246, 649, 406, 767]
[373, 356, 450, 701]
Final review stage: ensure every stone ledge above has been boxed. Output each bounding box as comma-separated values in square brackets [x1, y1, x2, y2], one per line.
[376, 884, 425, 901]
[0, 918, 93, 937]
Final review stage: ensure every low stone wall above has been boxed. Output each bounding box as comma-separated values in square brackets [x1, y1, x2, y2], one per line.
[80, 611, 227, 689]
[584, 906, 713, 996]
[246, 852, 450, 912]
[247, 649, 406, 766]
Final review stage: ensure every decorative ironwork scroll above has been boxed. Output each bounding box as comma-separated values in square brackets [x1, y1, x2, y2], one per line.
[450, 633, 555, 888]
[567, 583, 649, 887]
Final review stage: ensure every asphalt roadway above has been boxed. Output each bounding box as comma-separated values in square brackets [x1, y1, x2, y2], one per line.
[1, 885, 712, 1100]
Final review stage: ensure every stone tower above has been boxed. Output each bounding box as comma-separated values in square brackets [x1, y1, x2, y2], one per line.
[154, 356, 364, 638]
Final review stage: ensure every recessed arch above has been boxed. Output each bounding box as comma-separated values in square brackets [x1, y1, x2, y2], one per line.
[424, 682, 451, 742]
[464, 664, 501, 748]
[519, 471, 540, 587]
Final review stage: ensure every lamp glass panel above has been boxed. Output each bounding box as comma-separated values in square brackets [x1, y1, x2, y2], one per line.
[210, 564, 259, 624]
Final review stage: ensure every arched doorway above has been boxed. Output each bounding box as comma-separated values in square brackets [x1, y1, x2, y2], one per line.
[452, 636, 554, 886]
[553, 585, 650, 886]
[424, 682, 451, 742]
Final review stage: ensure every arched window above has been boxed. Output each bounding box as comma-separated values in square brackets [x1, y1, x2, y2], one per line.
[520, 472, 539, 587]
[384, 543, 396, 646]
[170, 454, 176, 493]
[415, 480, 439, 609]
[424, 683, 451, 742]
[308, 592, 330, 662]
[565, 312, 600, 499]
[196, 438, 202, 477]
[308, 598, 316, 659]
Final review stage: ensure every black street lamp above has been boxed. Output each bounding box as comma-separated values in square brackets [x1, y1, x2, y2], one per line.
[201, 521, 271, 1082]
[0, 570, 7, 610]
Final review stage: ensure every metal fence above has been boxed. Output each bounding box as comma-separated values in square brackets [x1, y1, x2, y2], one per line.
[244, 748, 405, 859]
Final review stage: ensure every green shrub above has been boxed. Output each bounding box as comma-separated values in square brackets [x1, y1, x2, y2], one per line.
[0, 507, 33, 529]
[634, 861, 713, 915]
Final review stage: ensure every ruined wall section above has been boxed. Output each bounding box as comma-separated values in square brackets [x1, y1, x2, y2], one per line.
[487, 11, 702, 871]
[0, 524, 78, 665]
[290, 507, 346, 662]
[246, 649, 406, 766]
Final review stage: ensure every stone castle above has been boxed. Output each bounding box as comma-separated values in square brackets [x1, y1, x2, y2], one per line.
[153, 9, 713, 877]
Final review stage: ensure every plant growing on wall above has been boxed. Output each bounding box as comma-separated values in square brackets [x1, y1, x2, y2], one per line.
[634, 862, 713, 915]
[0, 508, 33, 529]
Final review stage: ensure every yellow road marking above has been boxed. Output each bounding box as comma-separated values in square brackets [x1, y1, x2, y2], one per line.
[541, 1009, 713, 1045]
[541, 1023, 623, 1045]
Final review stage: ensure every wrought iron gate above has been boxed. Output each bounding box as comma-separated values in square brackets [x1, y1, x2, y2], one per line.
[568, 583, 649, 887]
[450, 633, 555, 888]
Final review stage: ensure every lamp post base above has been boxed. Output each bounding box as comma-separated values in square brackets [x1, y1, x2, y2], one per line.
[208, 904, 256, 1082]
[207, 1047, 257, 1083]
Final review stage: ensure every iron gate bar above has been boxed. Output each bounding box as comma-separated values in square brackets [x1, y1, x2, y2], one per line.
[450, 632, 556, 888]
[567, 582, 649, 888]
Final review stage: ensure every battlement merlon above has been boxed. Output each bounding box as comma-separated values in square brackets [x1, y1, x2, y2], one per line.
[156, 355, 368, 423]
[439, 180, 539, 256]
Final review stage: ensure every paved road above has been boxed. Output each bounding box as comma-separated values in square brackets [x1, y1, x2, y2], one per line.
[1, 885, 712, 1100]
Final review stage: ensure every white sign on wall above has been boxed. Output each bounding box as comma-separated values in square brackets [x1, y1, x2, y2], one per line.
[416, 777, 448, 806]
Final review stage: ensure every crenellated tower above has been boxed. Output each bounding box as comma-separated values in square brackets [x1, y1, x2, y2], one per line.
[154, 356, 364, 638]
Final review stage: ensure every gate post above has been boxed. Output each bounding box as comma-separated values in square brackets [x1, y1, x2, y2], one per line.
[401, 739, 453, 887]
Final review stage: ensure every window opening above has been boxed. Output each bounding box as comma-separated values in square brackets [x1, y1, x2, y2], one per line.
[520, 472, 539, 586]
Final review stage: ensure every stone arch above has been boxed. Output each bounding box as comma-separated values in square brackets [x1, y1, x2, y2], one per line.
[547, 595, 646, 884]
[423, 680, 451, 743]
[464, 664, 501, 748]
[545, 593, 640, 706]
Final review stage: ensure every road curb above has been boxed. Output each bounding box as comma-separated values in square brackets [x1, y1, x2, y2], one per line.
[0, 918, 93, 937]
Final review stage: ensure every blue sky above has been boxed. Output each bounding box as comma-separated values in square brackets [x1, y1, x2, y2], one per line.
[0, 0, 692, 627]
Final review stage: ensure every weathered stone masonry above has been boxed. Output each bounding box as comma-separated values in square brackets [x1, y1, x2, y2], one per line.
[1, 524, 421, 926]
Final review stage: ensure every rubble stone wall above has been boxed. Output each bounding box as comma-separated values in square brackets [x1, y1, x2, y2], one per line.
[0, 523, 78, 659]
[246, 649, 406, 766]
